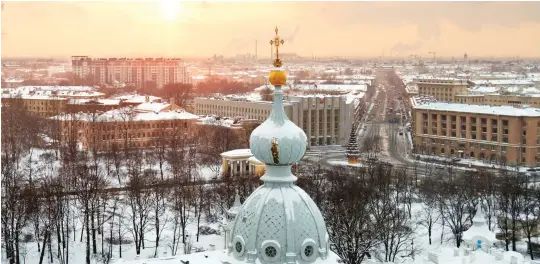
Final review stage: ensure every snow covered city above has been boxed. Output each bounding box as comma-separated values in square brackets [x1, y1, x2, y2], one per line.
[2, 1, 540, 264]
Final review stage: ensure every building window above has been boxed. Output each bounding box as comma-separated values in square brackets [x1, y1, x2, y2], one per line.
[235, 242, 242, 253]
[265, 246, 277, 258]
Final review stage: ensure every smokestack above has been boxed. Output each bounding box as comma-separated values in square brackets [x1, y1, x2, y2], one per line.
[255, 40, 258, 61]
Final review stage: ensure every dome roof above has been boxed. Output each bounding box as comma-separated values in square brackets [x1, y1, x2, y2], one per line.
[250, 69, 307, 170]
[228, 183, 330, 263]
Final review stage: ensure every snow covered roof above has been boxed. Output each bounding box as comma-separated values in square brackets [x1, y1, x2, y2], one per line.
[134, 102, 170, 113]
[112, 94, 162, 104]
[50, 109, 199, 122]
[469, 86, 499, 94]
[472, 79, 534, 86]
[1, 85, 103, 99]
[15, 85, 95, 92]
[68, 99, 121, 105]
[247, 156, 263, 164]
[414, 102, 540, 117]
[221, 149, 252, 159]
[198, 116, 237, 128]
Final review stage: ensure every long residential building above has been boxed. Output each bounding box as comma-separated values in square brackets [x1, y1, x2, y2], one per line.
[1, 86, 105, 117]
[71, 56, 191, 89]
[412, 102, 540, 167]
[195, 94, 356, 146]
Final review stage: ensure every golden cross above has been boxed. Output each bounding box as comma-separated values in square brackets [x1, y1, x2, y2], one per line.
[269, 26, 285, 67]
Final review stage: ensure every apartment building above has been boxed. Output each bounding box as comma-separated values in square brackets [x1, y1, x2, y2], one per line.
[412, 103, 540, 167]
[71, 56, 191, 89]
[415, 78, 469, 102]
[194, 94, 355, 146]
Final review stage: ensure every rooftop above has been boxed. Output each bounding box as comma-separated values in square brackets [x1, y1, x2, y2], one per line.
[134, 102, 171, 113]
[221, 149, 252, 158]
[50, 108, 199, 122]
[414, 102, 540, 117]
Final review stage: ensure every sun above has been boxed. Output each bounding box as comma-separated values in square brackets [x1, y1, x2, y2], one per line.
[159, 0, 183, 21]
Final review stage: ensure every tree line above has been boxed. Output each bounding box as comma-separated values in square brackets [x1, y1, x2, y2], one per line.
[295, 157, 540, 264]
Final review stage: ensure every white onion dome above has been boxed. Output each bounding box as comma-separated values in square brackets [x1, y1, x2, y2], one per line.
[249, 68, 307, 171]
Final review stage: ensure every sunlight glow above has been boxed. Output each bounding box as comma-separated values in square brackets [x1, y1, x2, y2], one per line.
[159, 0, 183, 21]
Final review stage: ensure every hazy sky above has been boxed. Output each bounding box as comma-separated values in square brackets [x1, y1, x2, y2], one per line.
[2, 1, 540, 59]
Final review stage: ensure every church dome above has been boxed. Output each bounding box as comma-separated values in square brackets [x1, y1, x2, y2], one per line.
[229, 183, 330, 263]
[228, 27, 331, 264]
[249, 72, 307, 169]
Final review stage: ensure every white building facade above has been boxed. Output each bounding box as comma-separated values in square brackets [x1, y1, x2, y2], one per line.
[194, 94, 354, 146]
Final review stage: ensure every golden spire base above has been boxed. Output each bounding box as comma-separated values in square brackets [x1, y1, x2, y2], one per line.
[269, 26, 287, 86]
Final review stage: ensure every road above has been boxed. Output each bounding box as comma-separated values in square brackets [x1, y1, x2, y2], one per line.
[302, 70, 412, 170]
[301, 70, 495, 179]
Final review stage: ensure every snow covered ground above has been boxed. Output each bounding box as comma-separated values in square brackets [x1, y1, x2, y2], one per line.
[9, 196, 227, 264]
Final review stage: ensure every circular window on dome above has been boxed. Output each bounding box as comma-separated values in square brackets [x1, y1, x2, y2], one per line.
[235, 241, 242, 253]
[301, 238, 318, 262]
[232, 236, 245, 257]
[265, 246, 277, 257]
[304, 245, 314, 257]
[260, 240, 281, 262]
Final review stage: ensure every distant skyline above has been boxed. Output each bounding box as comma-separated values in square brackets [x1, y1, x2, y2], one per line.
[2, 1, 540, 59]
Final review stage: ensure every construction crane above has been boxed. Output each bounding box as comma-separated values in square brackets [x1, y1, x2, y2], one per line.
[429, 51, 436, 63]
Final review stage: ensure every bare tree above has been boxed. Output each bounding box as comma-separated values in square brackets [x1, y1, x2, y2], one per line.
[73, 159, 108, 264]
[434, 174, 475, 248]
[322, 168, 379, 264]
[126, 153, 154, 256]
[520, 175, 540, 260]
[418, 178, 441, 245]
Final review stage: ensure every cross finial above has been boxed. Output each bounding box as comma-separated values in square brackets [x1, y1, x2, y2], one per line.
[269, 26, 285, 67]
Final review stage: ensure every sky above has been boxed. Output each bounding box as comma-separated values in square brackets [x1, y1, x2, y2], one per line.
[2, 1, 540, 59]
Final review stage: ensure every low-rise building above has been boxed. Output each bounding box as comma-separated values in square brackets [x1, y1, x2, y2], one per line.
[412, 102, 540, 166]
[50, 108, 200, 151]
[455, 86, 540, 108]
[220, 149, 265, 177]
[1, 85, 105, 117]
[414, 78, 469, 102]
